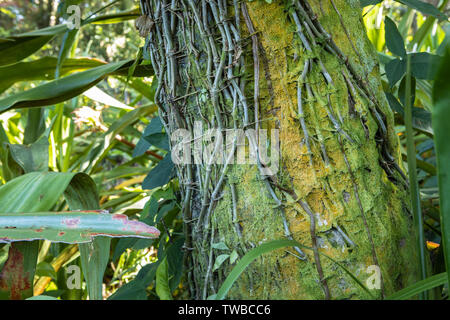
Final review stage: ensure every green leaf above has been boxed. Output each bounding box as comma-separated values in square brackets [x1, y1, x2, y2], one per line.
[432, 47, 450, 290]
[155, 257, 173, 300]
[230, 250, 239, 264]
[212, 242, 229, 250]
[134, 117, 169, 157]
[108, 261, 160, 300]
[386, 272, 447, 300]
[0, 57, 106, 94]
[385, 92, 432, 135]
[0, 60, 132, 113]
[385, 17, 406, 57]
[0, 169, 82, 301]
[24, 109, 46, 145]
[0, 211, 160, 243]
[35, 262, 57, 280]
[213, 254, 230, 272]
[385, 58, 406, 87]
[79, 238, 110, 300]
[0, 24, 69, 67]
[142, 153, 176, 190]
[55, 29, 79, 79]
[0, 172, 160, 243]
[166, 237, 185, 291]
[0, 171, 159, 300]
[144, 133, 170, 152]
[360, 0, 383, 7]
[6, 135, 49, 173]
[397, 0, 448, 21]
[84, 8, 140, 25]
[0, 172, 84, 213]
[409, 52, 442, 80]
[0, 36, 54, 67]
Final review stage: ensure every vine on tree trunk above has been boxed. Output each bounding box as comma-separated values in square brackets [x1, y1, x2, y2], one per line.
[139, 0, 415, 299]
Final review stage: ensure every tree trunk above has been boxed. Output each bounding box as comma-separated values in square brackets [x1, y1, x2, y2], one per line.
[143, 0, 419, 299]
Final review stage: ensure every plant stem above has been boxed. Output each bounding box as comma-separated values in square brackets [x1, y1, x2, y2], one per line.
[404, 54, 428, 299]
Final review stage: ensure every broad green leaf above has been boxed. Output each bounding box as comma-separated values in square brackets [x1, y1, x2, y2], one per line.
[144, 202, 175, 225]
[0, 172, 86, 213]
[0, 36, 54, 67]
[6, 135, 49, 173]
[55, 29, 79, 79]
[385, 92, 432, 135]
[15, 24, 69, 37]
[0, 171, 156, 300]
[397, 0, 448, 21]
[134, 117, 169, 157]
[432, 47, 450, 289]
[84, 8, 140, 25]
[24, 109, 46, 145]
[132, 138, 152, 158]
[0, 211, 160, 243]
[360, 0, 382, 6]
[385, 58, 406, 87]
[385, 17, 406, 57]
[0, 60, 132, 113]
[409, 52, 442, 80]
[386, 272, 447, 300]
[165, 237, 185, 292]
[0, 24, 68, 67]
[143, 133, 170, 152]
[142, 153, 176, 190]
[0, 57, 105, 94]
[0, 57, 151, 94]
[108, 261, 160, 300]
[35, 262, 57, 280]
[155, 257, 172, 300]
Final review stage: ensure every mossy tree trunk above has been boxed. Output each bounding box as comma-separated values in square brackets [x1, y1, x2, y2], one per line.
[142, 0, 419, 299]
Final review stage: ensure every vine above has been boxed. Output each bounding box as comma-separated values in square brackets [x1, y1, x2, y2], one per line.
[138, 0, 412, 299]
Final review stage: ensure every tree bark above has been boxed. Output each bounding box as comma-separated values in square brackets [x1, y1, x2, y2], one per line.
[143, 0, 419, 299]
